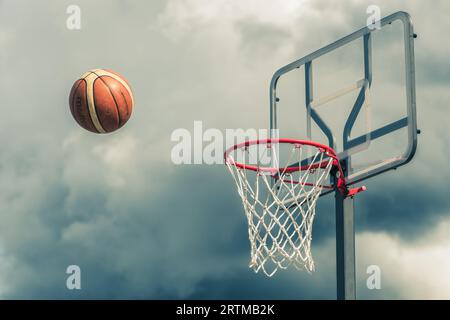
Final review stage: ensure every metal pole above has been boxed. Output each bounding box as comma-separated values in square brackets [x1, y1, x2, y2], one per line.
[335, 190, 356, 300]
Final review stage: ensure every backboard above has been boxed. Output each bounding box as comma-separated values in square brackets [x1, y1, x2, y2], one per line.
[270, 11, 417, 187]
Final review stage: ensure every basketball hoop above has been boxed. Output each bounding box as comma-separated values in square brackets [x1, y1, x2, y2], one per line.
[224, 139, 365, 276]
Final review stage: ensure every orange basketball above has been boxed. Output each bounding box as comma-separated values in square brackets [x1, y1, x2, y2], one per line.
[69, 69, 134, 133]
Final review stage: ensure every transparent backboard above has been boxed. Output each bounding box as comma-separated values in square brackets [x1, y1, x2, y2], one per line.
[270, 11, 417, 186]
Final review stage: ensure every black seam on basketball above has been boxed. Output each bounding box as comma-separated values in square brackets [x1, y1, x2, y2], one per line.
[120, 90, 130, 121]
[93, 76, 121, 129]
[70, 79, 83, 115]
[82, 71, 96, 80]
[97, 76, 124, 127]
[90, 70, 103, 78]
[86, 77, 100, 133]
[92, 77, 112, 131]
[91, 70, 130, 126]
[72, 79, 99, 133]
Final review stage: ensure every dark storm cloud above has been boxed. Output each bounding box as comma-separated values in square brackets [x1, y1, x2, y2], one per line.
[187, 267, 336, 300]
[357, 178, 450, 238]
[1, 162, 338, 299]
[0, 0, 449, 300]
[0, 164, 247, 298]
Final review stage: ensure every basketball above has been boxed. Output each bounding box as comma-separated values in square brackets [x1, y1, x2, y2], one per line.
[69, 69, 134, 133]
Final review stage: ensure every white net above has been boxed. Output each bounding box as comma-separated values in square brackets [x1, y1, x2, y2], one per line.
[225, 141, 334, 276]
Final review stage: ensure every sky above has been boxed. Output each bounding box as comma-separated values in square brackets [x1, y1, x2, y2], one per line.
[0, 0, 449, 299]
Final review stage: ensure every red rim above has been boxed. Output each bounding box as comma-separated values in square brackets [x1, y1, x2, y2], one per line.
[224, 138, 345, 190]
[224, 138, 367, 196]
[224, 138, 339, 170]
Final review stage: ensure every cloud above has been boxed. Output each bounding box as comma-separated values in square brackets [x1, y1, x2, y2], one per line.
[0, 0, 449, 300]
[357, 218, 450, 299]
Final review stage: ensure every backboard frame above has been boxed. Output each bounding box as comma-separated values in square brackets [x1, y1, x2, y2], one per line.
[269, 11, 417, 187]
